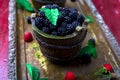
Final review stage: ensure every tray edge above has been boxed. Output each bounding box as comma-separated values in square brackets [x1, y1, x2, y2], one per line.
[8, 0, 17, 80]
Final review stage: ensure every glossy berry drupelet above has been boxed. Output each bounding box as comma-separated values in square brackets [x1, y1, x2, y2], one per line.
[57, 27, 66, 36]
[77, 14, 85, 25]
[66, 24, 75, 34]
[35, 17, 43, 28]
[72, 21, 79, 27]
[65, 16, 72, 23]
[62, 7, 70, 15]
[51, 31, 58, 36]
[60, 22, 67, 28]
[58, 7, 63, 11]
[69, 12, 74, 18]
[71, 8, 78, 12]
[60, 11, 68, 17]
[44, 19, 50, 26]
[69, 10, 78, 20]
[45, 4, 52, 9]
[39, 11, 45, 18]
[51, 4, 59, 9]
[42, 27, 50, 34]
[49, 24, 56, 31]
[57, 16, 64, 24]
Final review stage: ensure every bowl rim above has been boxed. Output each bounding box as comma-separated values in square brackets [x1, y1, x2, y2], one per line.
[36, 0, 66, 3]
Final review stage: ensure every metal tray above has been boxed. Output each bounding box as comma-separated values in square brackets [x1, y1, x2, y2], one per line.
[8, 0, 120, 80]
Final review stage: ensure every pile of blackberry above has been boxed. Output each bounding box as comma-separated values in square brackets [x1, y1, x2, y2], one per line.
[34, 4, 85, 36]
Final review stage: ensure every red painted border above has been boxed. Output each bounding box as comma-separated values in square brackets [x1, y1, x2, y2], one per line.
[0, 0, 9, 79]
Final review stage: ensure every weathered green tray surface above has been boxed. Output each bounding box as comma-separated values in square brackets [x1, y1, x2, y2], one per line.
[16, 0, 120, 80]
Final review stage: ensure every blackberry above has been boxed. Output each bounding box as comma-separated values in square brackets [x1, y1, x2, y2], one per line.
[68, 12, 77, 21]
[51, 31, 58, 36]
[71, 8, 78, 12]
[57, 15, 64, 24]
[39, 11, 45, 18]
[60, 22, 67, 28]
[69, 12, 73, 17]
[35, 17, 43, 28]
[69, 11, 78, 20]
[66, 24, 75, 34]
[62, 7, 70, 15]
[58, 7, 63, 11]
[60, 11, 67, 16]
[64, 16, 72, 23]
[26, 16, 31, 24]
[72, 21, 80, 27]
[44, 19, 50, 26]
[57, 27, 66, 36]
[49, 24, 56, 31]
[77, 14, 85, 25]
[42, 27, 50, 34]
[51, 4, 59, 9]
[35, 17, 44, 24]
[88, 38, 96, 47]
[80, 54, 91, 64]
[45, 4, 52, 9]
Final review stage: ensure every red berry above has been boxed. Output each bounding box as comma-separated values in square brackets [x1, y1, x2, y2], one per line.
[104, 64, 112, 72]
[65, 72, 76, 80]
[24, 32, 33, 42]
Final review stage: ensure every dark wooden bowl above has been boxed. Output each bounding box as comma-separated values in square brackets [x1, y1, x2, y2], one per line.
[31, 0, 66, 10]
[32, 20, 87, 63]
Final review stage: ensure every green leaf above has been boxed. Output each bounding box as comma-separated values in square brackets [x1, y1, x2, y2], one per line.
[26, 64, 40, 80]
[85, 16, 94, 23]
[101, 68, 107, 73]
[79, 46, 92, 57]
[79, 45, 97, 59]
[80, 39, 98, 58]
[91, 48, 97, 59]
[88, 40, 94, 47]
[40, 8, 49, 13]
[94, 68, 111, 79]
[40, 78, 48, 80]
[16, 0, 34, 12]
[40, 8, 61, 26]
[94, 68, 106, 76]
